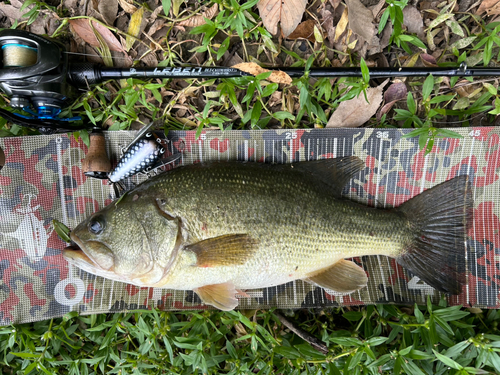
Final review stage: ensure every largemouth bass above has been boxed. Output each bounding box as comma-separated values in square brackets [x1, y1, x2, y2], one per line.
[64, 157, 473, 310]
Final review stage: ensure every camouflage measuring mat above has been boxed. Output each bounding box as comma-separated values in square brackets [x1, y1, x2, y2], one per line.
[0, 128, 499, 325]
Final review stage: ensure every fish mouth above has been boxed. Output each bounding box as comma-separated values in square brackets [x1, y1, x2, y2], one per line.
[63, 233, 114, 272]
[63, 232, 162, 285]
[62, 242, 94, 265]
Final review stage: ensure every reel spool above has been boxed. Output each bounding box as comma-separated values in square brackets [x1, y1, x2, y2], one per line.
[2, 43, 37, 68]
[0, 30, 72, 125]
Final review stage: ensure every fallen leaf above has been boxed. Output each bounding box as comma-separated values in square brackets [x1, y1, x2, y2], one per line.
[378, 20, 392, 50]
[384, 81, 407, 103]
[257, 0, 308, 37]
[346, 0, 376, 43]
[329, 0, 342, 9]
[118, 0, 137, 14]
[97, 0, 118, 26]
[69, 19, 125, 52]
[94, 22, 126, 53]
[476, 0, 500, 15]
[403, 6, 424, 37]
[320, 9, 335, 42]
[377, 81, 407, 120]
[403, 53, 420, 67]
[92, 23, 113, 67]
[151, 5, 164, 21]
[148, 19, 166, 36]
[63, 0, 79, 14]
[334, 7, 349, 42]
[0, 4, 24, 23]
[173, 0, 184, 17]
[371, 0, 385, 19]
[232, 63, 293, 85]
[126, 7, 145, 51]
[327, 79, 388, 128]
[141, 52, 158, 67]
[177, 3, 218, 27]
[420, 53, 438, 67]
[29, 16, 47, 35]
[287, 19, 316, 42]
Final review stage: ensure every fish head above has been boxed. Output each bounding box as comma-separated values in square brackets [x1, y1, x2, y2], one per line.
[63, 195, 180, 286]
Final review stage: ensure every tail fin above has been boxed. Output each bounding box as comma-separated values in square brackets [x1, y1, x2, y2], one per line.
[395, 175, 473, 295]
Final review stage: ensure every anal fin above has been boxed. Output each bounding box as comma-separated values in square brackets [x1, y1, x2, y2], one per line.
[305, 259, 368, 293]
[194, 282, 239, 311]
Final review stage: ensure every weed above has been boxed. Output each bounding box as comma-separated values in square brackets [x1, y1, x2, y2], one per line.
[2, 299, 500, 374]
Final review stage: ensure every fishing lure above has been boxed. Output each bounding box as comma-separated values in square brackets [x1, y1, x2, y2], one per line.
[108, 131, 180, 183]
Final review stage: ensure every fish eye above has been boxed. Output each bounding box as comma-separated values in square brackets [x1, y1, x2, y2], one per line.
[88, 216, 105, 234]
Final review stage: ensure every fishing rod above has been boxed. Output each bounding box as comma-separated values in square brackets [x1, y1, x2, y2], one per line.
[2, 29, 500, 134]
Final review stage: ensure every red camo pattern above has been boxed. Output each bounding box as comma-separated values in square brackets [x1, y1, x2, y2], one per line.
[0, 128, 499, 325]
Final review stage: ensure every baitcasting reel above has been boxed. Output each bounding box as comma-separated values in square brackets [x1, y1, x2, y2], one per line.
[0, 29, 248, 134]
[0, 29, 86, 133]
[3, 29, 499, 134]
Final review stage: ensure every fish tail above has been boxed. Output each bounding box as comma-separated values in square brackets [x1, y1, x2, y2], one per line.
[395, 175, 473, 295]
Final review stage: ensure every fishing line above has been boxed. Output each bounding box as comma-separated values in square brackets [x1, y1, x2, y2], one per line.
[2, 28, 500, 135]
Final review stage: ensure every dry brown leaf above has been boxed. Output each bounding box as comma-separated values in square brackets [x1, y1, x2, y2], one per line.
[476, 0, 500, 15]
[93, 22, 126, 53]
[118, 0, 137, 14]
[257, 0, 308, 37]
[334, 8, 349, 42]
[320, 9, 335, 42]
[371, 0, 385, 19]
[384, 81, 407, 103]
[232, 63, 293, 85]
[287, 19, 316, 42]
[177, 4, 218, 27]
[327, 79, 388, 128]
[420, 53, 438, 67]
[98, 0, 118, 26]
[377, 81, 407, 120]
[487, 2, 500, 15]
[346, 0, 376, 43]
[151, 5, 164, 21]
[69, 19, 125, 52]
[69, 19, 101, 47]
[148, 19, 166, 36]
[403, 6, 424, 37]
[0, 4, 24, 23]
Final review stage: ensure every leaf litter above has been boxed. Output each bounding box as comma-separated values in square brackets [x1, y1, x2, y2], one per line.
[0, 0, 498, 134]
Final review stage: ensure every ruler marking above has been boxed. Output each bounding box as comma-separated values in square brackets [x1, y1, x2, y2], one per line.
[464, 137, 474, 305]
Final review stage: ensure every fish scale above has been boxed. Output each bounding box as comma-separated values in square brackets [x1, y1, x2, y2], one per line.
[135, 162, 409, 289]
[65, 158, 473, 310]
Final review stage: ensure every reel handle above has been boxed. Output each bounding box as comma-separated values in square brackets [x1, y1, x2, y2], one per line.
[82, 130, 111, 179]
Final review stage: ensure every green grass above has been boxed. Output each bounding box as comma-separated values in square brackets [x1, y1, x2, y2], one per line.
[2, 298, 500, 374]
[2, 0, 500, 151]
[2, 2, 500, 374]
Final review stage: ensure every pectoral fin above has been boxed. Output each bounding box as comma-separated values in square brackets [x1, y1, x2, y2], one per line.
[185, 234, 258, 267]
[194, 282, 239, 310]
[305, 259, 368, 293]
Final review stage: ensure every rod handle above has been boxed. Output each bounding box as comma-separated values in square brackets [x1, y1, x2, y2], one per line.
[82, 130, 111, 179]
[68, 63, 103, 87]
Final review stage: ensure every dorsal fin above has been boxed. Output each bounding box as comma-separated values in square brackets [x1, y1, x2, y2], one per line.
[292, 156, 365, 197]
